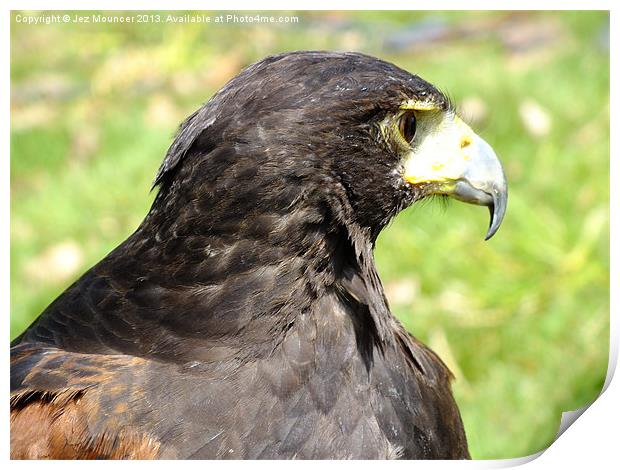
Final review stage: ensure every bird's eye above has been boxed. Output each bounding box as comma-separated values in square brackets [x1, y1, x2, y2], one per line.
[398, 111, 417, 144]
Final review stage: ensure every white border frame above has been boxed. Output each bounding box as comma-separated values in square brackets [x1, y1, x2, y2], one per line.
[3, 2, 616, 466]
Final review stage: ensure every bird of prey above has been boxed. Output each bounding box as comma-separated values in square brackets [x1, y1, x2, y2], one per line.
[10, 51, 507, 459]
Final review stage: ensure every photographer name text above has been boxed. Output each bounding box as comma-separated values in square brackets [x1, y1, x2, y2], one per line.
[14, 13, 299, 25]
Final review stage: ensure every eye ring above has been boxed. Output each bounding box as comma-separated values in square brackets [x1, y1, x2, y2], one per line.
[398, 111, 417, 144]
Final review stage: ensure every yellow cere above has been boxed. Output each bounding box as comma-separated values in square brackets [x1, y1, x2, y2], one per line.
[402, 111, 479, 186]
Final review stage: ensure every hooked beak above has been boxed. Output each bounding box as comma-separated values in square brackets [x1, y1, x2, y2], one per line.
[403, 115, 507, 240]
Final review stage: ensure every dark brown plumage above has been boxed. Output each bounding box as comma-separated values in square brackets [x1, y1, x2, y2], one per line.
[11, 51, 507, 459]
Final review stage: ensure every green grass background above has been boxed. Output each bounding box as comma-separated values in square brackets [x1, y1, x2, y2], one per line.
[10, 11, 610, 459]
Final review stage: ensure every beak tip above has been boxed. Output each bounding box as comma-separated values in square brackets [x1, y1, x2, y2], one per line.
[484, 229, 497, 241]
[483, 190, 507, 241]
[484, 227, 497, 241]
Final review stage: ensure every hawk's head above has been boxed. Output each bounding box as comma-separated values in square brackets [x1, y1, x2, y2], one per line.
[153, 51, 507, 243]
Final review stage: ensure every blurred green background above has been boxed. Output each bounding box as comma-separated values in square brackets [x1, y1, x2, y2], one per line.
[10, 10, 609, 459]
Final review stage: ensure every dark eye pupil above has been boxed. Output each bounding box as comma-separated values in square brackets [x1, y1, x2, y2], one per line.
[400, 112, 417, 143]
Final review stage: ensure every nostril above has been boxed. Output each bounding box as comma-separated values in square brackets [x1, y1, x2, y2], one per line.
[460, 136, 472, 149]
